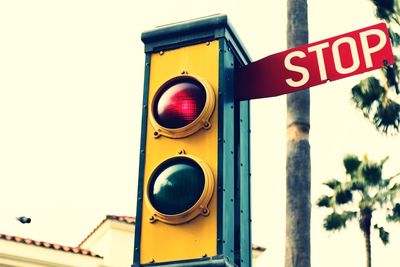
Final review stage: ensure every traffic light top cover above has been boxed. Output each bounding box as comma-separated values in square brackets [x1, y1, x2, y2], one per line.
[141, 14, 251, 65]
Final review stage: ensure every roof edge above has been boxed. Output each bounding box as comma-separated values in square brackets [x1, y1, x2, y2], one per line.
[78, 215, 136, 247]
[0, 233, 102, 258]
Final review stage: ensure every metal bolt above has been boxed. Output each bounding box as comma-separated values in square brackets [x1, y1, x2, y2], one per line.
[159, 51, 164, 55]
[201, 208, 209, 215]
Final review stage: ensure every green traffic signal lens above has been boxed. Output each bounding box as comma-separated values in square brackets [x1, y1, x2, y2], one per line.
[148, 157, 205, 216]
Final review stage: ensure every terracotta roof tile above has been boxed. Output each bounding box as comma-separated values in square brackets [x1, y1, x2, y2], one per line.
[0, 233, 101, 258]
[106, 215, 136, 224]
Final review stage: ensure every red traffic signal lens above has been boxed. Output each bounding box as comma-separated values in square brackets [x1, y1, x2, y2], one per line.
[148, 157, 205, 216]
[153, 78, 206, 129]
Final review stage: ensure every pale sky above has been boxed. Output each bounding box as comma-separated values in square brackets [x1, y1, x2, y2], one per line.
[1, 1, 400, 267]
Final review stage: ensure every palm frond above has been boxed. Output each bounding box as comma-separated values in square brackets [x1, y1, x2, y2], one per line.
[370, 0, 395, 21]
[323, 179, 341, 190]
[374, 224, 390, 245]
[373, 99, 400, 133]
[351, 76, 400, 134]
[351, 77, 385, 116]
[343, 154, 361, 176]
[323, 211, 357, 231]
[335, 189, 353, 205]
[350, 178, 365, 191]
[380, 156, 390, 167]
[316, 195, 333, 208]
[387, 203, 400, 222]
[373, 188, 392, 206]
[379, 177, 391, 188]
[382, 64, 399, 93]
[387, 183, 400, 200]
[372, 182, 400, 206]
[388, 28, 400, 47]
[361, 161, 382, 186]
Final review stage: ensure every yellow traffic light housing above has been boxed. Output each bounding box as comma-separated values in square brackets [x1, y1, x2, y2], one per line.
[133, 15, 252, 267]
[139, 39, 219, 264]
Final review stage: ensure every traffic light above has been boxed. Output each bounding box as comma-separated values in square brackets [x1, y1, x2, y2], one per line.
[133, 15, 251, 267]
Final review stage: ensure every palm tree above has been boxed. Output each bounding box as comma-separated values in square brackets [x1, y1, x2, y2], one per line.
[317, 154, 400, 267]
[351, 0, 400, 134]
[285, 1, 311, 267]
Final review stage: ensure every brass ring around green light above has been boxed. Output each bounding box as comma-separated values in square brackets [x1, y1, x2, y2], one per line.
[145, 154, 214, 224]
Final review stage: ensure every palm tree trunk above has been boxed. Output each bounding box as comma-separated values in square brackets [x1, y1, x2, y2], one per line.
[364, 228, 372, 267]
[285, 1, 311, 267]
[360, 209, 372, 267]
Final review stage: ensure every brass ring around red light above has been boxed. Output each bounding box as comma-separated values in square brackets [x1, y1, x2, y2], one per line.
[149, 75, 215, 138]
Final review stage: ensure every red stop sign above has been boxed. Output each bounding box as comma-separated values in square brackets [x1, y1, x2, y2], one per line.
[235, 23, 394, 100]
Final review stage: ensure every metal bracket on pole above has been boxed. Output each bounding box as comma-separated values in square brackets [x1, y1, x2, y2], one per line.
[137, 256, 235, 267]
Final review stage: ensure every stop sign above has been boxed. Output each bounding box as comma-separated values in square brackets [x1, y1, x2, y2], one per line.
[235, 23, 394, 100]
